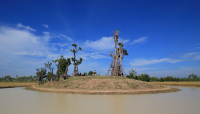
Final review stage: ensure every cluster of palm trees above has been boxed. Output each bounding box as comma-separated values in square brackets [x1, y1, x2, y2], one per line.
[37, 44, 83, 84]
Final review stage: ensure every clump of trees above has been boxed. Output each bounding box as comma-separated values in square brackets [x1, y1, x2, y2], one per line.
[36, 55, 73, 84]
[52, 55, 71, 81]
[88, 71, 94, 76]
[44, 61, 54, 81]
[127, 69, 200, 82]
[36, 68, 47, 85]
[35, 44, 83, 85]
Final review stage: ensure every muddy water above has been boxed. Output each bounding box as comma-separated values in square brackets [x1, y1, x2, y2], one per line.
[0, 87, 200, 114]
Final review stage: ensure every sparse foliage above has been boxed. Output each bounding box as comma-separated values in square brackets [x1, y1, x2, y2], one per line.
[70, 44, 83, 76]
[44, 61, 54, 81]
[127, 69, 137, 79]
[188, 73, 198, 79]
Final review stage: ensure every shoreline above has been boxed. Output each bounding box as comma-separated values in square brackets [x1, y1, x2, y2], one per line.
[0, 82, 36, 88]
[28, 85, 180, 95]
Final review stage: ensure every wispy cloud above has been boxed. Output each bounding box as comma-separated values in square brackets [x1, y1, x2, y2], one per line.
[43, 32, 51, 42]
[129, 67, 158, 71]
[0, 26, 47, 54]
[131, 37, 148, 44]
[84, 37, 114, 50]
[130, 58, 179, 66]
[90, 52, 108, 59]
[14, 51, 45, 56]
[0, 25, 50, 76]
[60, 34, 73, 41]
[52, 43, 69, 47]
[42, 24, 49, 28]
[16, 23, 36, 31]
[77, 52, 109, 60]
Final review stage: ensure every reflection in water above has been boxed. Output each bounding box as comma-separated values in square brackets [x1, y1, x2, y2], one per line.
[0, 87, 200, 114]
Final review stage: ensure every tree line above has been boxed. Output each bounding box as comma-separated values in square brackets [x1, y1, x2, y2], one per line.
[0, 75, 37, 82]
[127, 69, 200, 82]
[0, 70, 99, 82]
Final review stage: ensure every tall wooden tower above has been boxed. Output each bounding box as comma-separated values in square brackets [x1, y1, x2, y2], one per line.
[107, 30, 128, 76]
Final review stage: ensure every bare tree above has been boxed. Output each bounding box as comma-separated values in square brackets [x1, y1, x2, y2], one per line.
[107, 30, 128, 76]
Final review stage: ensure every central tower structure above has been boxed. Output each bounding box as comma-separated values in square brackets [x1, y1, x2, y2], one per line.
[107, 30, 128, 76]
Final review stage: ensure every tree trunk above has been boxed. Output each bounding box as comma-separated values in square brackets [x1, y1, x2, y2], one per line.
[74, 53, 77, 76]
[65, 65, 69, 79]
[56, 70, 60, 81]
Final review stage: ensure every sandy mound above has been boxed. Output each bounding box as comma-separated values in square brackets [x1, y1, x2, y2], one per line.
[32, 76, 180, 94]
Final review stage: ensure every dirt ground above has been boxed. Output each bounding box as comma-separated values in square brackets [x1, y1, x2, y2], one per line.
[30, 85, 180, 95]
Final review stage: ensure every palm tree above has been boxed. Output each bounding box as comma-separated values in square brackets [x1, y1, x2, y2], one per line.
[70, 44, 82, 76]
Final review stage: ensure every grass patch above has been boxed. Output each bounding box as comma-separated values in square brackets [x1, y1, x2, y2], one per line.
[35, 76, 166, 90]
[0, 82, 36, 88]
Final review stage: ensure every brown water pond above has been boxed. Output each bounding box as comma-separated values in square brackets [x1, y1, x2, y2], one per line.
[0, 87, 199, 114]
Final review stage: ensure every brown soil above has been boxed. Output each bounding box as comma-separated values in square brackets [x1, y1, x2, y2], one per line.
[30, 85, 180, 95]
[0, 82, 36, 88]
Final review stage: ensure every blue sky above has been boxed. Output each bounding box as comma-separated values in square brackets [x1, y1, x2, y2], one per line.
[0, 0, 200, 78]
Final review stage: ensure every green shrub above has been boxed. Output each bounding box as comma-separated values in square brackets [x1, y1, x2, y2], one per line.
[138, 74, 150, 82]
[88, 71, 94, 76]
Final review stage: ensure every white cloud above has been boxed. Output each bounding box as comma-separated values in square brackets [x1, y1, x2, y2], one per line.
[60, 34, 73, 41]
[129, 67, 158, 71]
[118, 38, 129, 44]
[0, 26, 49, 75]
[43, 32, 51, 42]
[52, 43, 69, 47]
[0, 25, 111, 77]
[77, 52, 109, 60]
[0, 26, 47, 53]
[131, 37, 148, 44]
[84, 37, 130, 51]
[90, 52, 109, 59]
[16, 23, 36, 31]
[14, 51, 45, 56]
[130, 58, 179, 66]
[42, 24, 49, 28]
[84, 37, 114, 50]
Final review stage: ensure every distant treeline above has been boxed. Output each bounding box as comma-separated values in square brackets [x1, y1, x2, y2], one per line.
[0, 75, 37, 82]
[1, 70, 199, 82]
[127, 69, 200, 82]
[0, 70, 99, 82]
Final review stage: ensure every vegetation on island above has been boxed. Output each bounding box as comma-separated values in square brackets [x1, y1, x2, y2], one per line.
[36, 44, 83, 84]
[35, 76, 166, 90]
